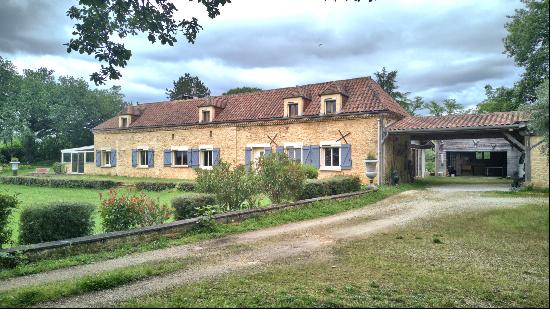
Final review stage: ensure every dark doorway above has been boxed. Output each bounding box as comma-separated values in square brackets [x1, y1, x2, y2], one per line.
[446, 151, 507, 177]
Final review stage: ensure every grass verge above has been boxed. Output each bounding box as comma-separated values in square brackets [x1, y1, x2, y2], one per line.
[0, 183, 423, 280]
[0, 257, 195, 308]
[121, 203, 549, 308]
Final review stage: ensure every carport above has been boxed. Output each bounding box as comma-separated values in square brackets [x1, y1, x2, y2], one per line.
[383, 111, 541, 183]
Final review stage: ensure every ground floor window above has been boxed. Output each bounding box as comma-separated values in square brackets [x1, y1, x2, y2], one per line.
[85, 152, 94, 163]
[323, 146, 340, 167]
[286, 147, 302, 163]
[102, 150, 112, 166]
[201, 150, 213, 167]
[173, 150, 188, 166]
[139, 150, 149, 167]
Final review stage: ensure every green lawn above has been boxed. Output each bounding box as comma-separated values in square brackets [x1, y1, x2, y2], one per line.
[0, 184, 420, 280]
[0, 184, 191, 247]
[122, 203, 549, 308]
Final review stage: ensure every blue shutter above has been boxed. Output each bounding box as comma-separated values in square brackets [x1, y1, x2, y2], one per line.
[213, 148, 220, 165]
[110, 150, 117, 167]
[302, 145, 311, 166]
[341, 144, 352, 170]
[95, 150, 101, 167]
[164, 149, 172, 166]
[191, 149, 200, 168]
[264, 147, 272, 156]
[276, 146, 284, 154]
[148, 149, 154, 167]
[131, 149, 137, 167]
[245, 147, 252, 170]
[310, 145, 320, 169]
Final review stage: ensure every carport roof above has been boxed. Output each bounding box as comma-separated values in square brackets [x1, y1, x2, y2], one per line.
[386, 111, 529, 133]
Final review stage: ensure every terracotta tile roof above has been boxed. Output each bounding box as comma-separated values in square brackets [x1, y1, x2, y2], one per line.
[95, 76, 410, 130]
[386, 111, 530, 132]
[197, 96, 227, 109]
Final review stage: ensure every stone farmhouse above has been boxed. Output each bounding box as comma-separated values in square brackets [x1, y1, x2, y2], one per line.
[86, 76, 547, 187]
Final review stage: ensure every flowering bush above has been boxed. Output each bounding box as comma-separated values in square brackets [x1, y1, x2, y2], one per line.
[99, 189, 172, 232]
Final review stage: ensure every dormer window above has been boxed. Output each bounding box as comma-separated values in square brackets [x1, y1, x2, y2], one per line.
[119, 116, 131, 128]
[202, 110, 211, 123]
[288, 103, 299, 117]
[199, 106, 215, 123]
[325, 100, 337, 114]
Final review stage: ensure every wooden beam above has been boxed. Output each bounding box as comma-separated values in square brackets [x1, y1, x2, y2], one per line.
[503, 132, 525, 151]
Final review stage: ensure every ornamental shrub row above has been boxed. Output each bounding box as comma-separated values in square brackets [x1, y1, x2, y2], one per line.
[172, 194, 216, 220]
[133, 181, 196, 192]
[299, 176, 362, 200]
[0, 176, 119, 189]
[99, 189, 173, 232]
[1, 192, 18, 247]
[19, 203, 95, 245]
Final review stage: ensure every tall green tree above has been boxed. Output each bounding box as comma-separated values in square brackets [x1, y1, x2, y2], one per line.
[0, 57, 127, 163]
[373, 67, 423, 115]
[166, 73, 210, 100]
[503, 0, 549, 103]
[222, 87, 262, 96]
[424, 99, 465, 116]
[522, 79, 549, 156]
[65, 0, 231, 85]
[477, 85, 520, 113]
[0, 57, 21, 144]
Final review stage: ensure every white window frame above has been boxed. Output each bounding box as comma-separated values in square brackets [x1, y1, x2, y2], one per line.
[199, 145, 214, 169]
[284, 142, 303, 163]
[324, 99, 337, 114]
[287, 102, 299, 117]
[320, 141, 341, 171]
[101, 149, 112, 167]
[138, 149, 149, 168]
[171, 146, 189, 167]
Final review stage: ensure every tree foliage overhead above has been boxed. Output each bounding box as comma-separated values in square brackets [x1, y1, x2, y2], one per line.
[503, 0, 549, 103]
[166, 73, 211, 100]
[66, 0, 231, 85]
[373, 67, 415, 114]
[0, 56, 127, 163]
[222, 87, 262, 96]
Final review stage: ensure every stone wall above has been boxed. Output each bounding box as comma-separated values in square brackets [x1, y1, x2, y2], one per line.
[92, 116, 383, 183]
[529, 135, 549, 188]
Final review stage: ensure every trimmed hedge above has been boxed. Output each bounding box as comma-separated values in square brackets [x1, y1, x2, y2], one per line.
[0, 176, 119, 189]
[177, 181, 196, 192]
[300, 176, 362, 200]
[172, 194, 216, 220]
[19, 202, 95, 244]
[134, 181, 196, 192]
[134, 182, 176, 191]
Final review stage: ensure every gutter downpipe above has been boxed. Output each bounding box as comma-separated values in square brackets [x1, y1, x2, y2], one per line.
[378, 115, 385, 185]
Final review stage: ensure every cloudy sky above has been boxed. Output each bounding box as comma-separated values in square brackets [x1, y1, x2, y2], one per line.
[0, 0, 524, 111]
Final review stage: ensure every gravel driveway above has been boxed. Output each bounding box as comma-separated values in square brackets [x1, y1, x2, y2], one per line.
[2, 183, 546, 308]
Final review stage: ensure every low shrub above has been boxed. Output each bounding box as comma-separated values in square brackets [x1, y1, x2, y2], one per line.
[134, 182, 176, 192]
[300, 164, 319, 179]
[99, 189, 172, 232]
[195, 161, 261, 211]
[19, 202, 95, 244]
[0, 176, 119, 189]
[52, 162, 66, 175]
[172, 194, 216, 220]
[257, 153, 307, 203]
[177, 181, 196, 192]
[300, 176, 362, 200]
[0, 192, 18, 247]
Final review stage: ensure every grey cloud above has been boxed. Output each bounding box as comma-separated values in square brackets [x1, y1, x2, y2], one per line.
[0, 0, 71, 55]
